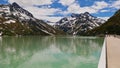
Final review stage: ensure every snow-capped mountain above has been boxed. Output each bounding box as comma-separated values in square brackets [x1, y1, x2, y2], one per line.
[11, 2, 33, 17]
[0, 2, 65, 36]
[55, 12, 105, 35]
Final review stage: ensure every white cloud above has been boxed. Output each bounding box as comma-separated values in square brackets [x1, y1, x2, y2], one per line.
[98, 17, 110, 21]
[9, 0, 54, 6]
[66, 3, 81, 13]
[24, 6, 62, 22]
[58, 0, 75, 6]
[25, 6, 60, 16]
[100, 10, 109, 12]
[91, 1, 108, 10]
[111, 0, 120, 9]
[62, 1, 109, 15]
[62, 3, 97, 14]
[40, 16, 63, 22]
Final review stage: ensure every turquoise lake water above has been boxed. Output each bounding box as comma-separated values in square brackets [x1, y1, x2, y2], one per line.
[0, 36, 104, 68]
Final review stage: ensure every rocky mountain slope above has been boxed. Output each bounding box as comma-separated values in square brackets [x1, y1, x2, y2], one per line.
[55, 12, 105, 35]
[0, 2, 65, 36]
[85, 9, 120, 36]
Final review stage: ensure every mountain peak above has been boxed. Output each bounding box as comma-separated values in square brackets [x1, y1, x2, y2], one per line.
[12, 2, 20, 8]
[83, 12, 91, 16]
[71, 13, 79, 17]
[11, 2, 34, 17]
[12, 2, 18, 5]
[84, 12, 90, 14]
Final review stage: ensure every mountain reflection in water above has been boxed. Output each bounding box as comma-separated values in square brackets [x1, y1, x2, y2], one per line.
[0, 36, 104, 68]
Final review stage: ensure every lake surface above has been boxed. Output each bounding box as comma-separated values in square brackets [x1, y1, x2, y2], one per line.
[0, 36, 104, 68]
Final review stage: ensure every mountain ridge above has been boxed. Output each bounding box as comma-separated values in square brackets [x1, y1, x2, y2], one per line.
[54, 12, 105, 35]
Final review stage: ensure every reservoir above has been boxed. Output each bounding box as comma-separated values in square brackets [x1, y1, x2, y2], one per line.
[0, 36, 104, 68]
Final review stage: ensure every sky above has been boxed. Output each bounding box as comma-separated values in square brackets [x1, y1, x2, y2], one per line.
[0, 0, 120, 22]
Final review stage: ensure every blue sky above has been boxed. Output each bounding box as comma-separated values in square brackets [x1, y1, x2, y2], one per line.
[0, 0, 120, 22]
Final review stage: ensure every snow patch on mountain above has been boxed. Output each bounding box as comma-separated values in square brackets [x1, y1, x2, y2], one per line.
[4, 20, 16, 24]
[55, 12, 106, 35]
